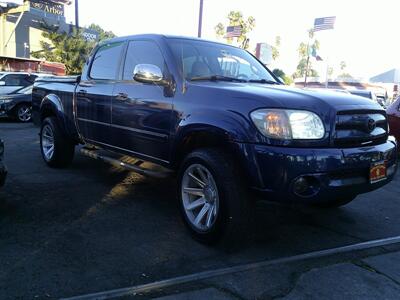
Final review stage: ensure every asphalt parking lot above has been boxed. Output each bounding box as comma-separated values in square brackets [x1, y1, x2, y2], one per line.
[0, 121, 399, 299]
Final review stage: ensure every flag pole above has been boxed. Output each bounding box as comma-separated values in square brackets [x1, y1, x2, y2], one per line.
[304, 31, 312, 87]
[75, 0, 79, 29]
[325, 59, 329, 88]
[197, 0, 204, 38]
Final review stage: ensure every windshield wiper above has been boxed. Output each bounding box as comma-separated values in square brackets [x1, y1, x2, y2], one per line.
[248, 79, 280, 84]
[189, 75, 247, 82]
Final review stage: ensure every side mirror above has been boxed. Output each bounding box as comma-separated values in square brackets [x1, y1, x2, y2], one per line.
[133, 64, 164, 84]
[0, 81, 5, 86]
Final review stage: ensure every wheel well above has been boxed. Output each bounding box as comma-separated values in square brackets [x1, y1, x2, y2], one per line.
[11, 102, 30, 112]
[173, 131, 234, 169]
[40, 107, 55, 122]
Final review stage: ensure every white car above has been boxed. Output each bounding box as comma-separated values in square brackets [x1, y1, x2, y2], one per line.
[0, 72, 38, 95]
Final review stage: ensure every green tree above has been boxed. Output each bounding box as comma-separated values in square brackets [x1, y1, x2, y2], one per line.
[88, 23, 116, 40]
[293, 30, 320, 78]
[32, 24, 115, 75]
[338, 61, 352, 79]
[272, 68, 293, 85]
[271, 36, 281, 60]
[215, 11, 255, 49]
[327, 66, 334, 77]
[340, 61, 346, 71]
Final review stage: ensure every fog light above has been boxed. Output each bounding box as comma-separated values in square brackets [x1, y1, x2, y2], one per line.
[293, 176, 320, 197]
[293, 177, 309, 195]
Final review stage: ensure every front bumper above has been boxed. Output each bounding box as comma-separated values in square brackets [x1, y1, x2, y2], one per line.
[236, 138, 398, 204]
[0, 100, 14, 117]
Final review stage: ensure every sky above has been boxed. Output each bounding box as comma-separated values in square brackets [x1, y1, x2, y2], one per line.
[13, 0, 400, 80]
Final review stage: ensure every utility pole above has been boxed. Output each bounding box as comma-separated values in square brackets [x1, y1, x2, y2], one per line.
[197, 0, 203, 38]
[75, 0, 79, 29]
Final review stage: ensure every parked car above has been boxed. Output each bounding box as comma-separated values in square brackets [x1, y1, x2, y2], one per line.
[349, 89, 386, 108]
[0, 72, 37, 95]
[387, 96, 400, 145]
[0, 85, 33, 122]
[349, 89, 377, 100]
[32, 35, 398, 243]
[0, 140, 7, 188]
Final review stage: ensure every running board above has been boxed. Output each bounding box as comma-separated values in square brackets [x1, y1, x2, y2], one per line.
[80, 148, 173, 179]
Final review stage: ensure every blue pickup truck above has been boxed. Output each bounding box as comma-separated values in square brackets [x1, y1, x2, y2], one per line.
[32, 34, 397, 244]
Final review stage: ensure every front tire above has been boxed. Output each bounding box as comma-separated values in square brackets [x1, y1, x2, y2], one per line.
[15, 104, 32, 122]
[178, 148, 253, 245]
[40, 117, 75, 168]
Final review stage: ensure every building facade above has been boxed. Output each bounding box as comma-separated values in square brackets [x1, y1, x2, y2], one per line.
[0, 0, 98, 59]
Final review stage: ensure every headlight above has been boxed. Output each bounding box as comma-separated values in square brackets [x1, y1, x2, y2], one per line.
[250, 109, 325, 140]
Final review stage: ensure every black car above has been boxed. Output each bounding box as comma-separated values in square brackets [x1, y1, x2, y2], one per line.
[0, 85, 33, 122]
[348, 89, 386, 107]
[0, 140, 6, 187]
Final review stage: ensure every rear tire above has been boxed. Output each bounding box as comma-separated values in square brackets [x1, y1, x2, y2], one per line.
[40, 117, 75, 168]
[178, 148, 253, 245]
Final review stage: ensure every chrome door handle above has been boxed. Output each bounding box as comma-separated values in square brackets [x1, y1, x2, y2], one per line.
[77, 89, 87, 97]
[116, 92, 129, 101]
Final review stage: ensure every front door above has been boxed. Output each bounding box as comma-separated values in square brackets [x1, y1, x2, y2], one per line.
[111, 40, 173, 163]
[76, 41, 124, 144]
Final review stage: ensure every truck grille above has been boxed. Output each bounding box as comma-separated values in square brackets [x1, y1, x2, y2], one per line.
[333, 111, 388, 147]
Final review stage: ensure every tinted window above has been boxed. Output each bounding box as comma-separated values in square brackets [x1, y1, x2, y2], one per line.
[3, 74, 32, 86]
[90, 42, 124, 80]
[123, 41, 165, 80]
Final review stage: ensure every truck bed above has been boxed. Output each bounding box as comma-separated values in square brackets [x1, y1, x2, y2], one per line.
[35, 75, 79, 84]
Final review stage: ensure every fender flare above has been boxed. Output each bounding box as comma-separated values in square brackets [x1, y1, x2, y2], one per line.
[39, 94, 68, 134]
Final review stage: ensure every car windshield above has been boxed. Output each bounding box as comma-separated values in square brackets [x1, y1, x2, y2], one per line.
[168, 38, 277, 83]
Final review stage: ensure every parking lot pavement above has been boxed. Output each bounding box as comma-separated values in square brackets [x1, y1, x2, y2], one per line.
[0, 121, 399, 299]
[146, 249, 400, 300]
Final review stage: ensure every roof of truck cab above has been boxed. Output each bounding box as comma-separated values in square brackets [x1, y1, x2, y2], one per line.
[99, 34, 234, 47]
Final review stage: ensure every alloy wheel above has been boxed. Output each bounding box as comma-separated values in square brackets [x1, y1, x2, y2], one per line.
[17, 105, 32, 122]
[41, 124, 55, 161]
[181, 164, 219, 231]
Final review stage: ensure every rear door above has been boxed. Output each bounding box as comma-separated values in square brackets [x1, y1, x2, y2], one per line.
[76, 41, 125, 144]
[111, 40, 173, 163]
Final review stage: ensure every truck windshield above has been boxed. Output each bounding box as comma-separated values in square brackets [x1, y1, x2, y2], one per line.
[167, 38, 277, 83]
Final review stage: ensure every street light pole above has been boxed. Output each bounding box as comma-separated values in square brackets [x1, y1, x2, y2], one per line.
[75, 0, 79, 29]
[197, 0, 203, 38]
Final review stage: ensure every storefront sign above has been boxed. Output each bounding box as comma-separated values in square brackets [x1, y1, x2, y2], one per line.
[81, 31, 99, 42]
[30, 0, 64, 16]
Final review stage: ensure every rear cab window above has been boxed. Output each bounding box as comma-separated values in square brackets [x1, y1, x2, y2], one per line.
[90, 42, 125, 80]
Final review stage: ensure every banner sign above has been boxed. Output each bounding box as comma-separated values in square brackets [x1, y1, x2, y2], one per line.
[30, 0, 65, 16]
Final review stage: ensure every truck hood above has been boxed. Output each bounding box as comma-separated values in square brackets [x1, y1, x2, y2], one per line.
[188, 82, 384, 114]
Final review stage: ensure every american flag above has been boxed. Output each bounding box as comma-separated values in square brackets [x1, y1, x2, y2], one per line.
[225, 25, 242, 38]
[313, 16, 336, 32]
